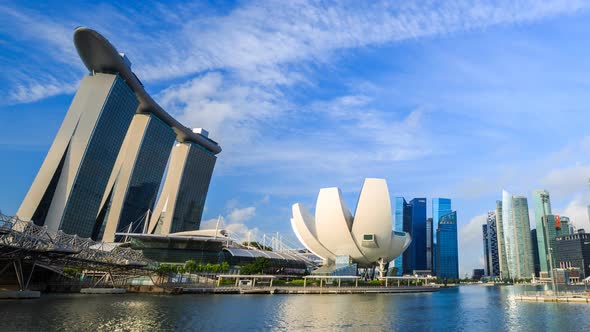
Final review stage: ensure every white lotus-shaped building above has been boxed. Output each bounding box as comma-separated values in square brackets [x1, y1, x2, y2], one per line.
[291, 178, 411, 272]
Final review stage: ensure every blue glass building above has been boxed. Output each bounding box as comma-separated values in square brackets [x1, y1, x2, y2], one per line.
[410, 198, 427, 272]
[436, 211, 459, 279]
[394, 197, 412, 275]
[432, 198, 452, 228]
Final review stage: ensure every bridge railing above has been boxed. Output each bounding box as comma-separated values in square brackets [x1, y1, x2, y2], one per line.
[0, 211, 154, 268]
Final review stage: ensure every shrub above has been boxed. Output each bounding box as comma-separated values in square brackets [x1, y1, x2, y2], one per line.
[289, 279, 305, 286]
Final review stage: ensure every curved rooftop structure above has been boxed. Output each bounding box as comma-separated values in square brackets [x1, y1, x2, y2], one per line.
[73, 27, 221, 154]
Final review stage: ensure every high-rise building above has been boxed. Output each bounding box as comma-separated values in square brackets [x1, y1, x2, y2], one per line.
[501, 190, 535, 279]
[99, 114, 176, 241]
[531, 229, 540, 277]
[17, 73, 139, 238]
[557, 216, 573, 237]
[495, 200, 508, 278]
[426, 217, 434, 271]
[148, 140, 217, 234]
[394, 197, 413, 275]
[410, 198, 427, 272]
[436, 211, 459, 279]
[483, 224, 490, 276]
[532, 190, 554, 276]
[17, 27, 222, 240]
[556, 232, 590, 278]
[485, 211, 500, 276]
[432, 198, 451, 275]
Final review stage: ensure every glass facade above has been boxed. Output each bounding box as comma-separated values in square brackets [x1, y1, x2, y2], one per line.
[532, 190, 552, 275]
[96, 114, 175, 240]
[436, 211, 458, 279]
[556, 233, 590, 278]
[495, 200, 508, 278]
[59, 75, 138, 238]
[410, 198, 427, 272]
[432, 198, 452, 228]
[426, 218, 433, 271]
[394, 197, 412, 275]
[531, 229, 540, 277]
[486, 211, 500, 276]
[503, 191, 535, 279]
[483, 224, 489, 275]
[170, 142, 217, 233]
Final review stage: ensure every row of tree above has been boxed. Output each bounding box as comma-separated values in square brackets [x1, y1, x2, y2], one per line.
[156, 260, 230, 275]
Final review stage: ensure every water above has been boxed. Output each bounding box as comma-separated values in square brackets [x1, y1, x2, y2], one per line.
[1, 286, 590, 331]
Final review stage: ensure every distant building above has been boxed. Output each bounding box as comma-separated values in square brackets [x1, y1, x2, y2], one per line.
[436, 211, 459, 279]
[531, 229, 540, 277]
[557, 216, 573, 237]
[410, 198, 428, 272]
[502, 190, 534, 279]
[532, 190, 562, 277]
[472, 269, 485, 280]
[495, 200, 508, 278]
[482, 211, 500, 277]
[555, 232, 590, 279]
[426, 217, 434, 272]
[394, 197, 413, 275]
[483, 224, 490, 275]
[432, 198, 452, 275]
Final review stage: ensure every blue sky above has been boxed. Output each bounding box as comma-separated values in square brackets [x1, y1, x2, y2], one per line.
[2, 0, 590, 276]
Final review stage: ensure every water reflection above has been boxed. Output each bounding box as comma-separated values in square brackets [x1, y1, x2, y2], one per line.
[1, 286, 590, 331]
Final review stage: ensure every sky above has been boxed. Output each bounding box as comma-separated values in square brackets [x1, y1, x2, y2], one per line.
[2, 0, 590, 276]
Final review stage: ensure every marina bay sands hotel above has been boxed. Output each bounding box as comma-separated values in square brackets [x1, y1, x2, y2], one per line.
[17, 27, 222, 242]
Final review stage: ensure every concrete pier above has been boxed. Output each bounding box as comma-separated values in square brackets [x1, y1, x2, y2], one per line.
[180, 286, 439, 295]
[80, 288, 126, 294]
[0, 290, 41, 299]
[515, 295, 590, 303]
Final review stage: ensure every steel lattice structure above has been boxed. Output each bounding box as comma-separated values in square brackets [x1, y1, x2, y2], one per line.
[0, 211, 154, 269]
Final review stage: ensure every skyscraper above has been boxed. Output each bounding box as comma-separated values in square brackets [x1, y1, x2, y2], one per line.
[531, 229, 540, 277]
[556, 232, 590, 278]
[426, 217, 433, 271]
[394, 197, 413, 275]
[148, 140, 217, 234]
[502, 190, 535, 279]
[99, 114, 176, 241]
[436, 211, 459, 279]
[410, 198, 427, 272]
[17, 27, 222, 240]
[532, 190, 554, 276]
[17, 73, 139, 238]
[485, 211, 500, 276]
[495, 200, 508, 278]
[432, 198, 451, 275]
[483, 224, 490, 275]
[432, 198, 452, 229]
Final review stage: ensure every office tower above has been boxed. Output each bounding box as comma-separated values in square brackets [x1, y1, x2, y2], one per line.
[17, 73, 139, 238]
[495, 200, 508, 278]
[557, 216, 572, 237]
[486, 211, 500, 276]
[531, 229, 540, 277]
[483, 224, 490, 275]
[148, 140, 217, 234]
[432, 198, 451, 275]
[556, 233, 590, 278]
[501, 190, 535, 279]
[432, 198, 452, 228]
[410, 198, 427, 272]
[426, 217, 433, 271]
[436, 211, 459, 279]
[394, 197, 413, 275]
[99, 114, 176, 241]
[532, 190, 554, 276]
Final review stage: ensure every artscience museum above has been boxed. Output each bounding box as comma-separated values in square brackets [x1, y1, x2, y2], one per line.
[291, 178, 411, 276]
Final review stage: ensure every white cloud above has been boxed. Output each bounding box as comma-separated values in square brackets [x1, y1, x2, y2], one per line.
[458, 213, 487, 277]
[200, 206, 259, 242]
[554, 194, 590, 231]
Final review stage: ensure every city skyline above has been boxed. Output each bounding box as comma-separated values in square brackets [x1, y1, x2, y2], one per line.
[4, 1, 590, 276]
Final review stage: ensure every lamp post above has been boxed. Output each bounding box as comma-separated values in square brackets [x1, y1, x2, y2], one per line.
[541, 193, 558, 296]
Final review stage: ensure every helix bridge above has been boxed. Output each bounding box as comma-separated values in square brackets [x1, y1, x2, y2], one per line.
[0, 211, 155, 290]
